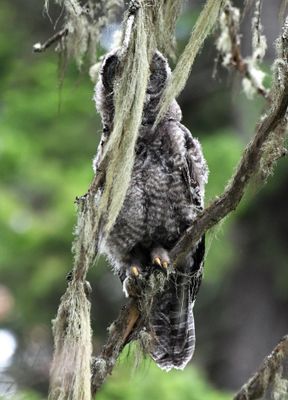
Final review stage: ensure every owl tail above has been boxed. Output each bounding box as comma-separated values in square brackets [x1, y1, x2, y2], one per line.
[148, 273, 196, 371]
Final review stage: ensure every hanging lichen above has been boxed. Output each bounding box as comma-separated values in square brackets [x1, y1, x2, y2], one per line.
[97, 2, 155, 236]
[242, 0, 267, 99]
[154, 0, 182, 60]
[257, 23, 288, 182]
[44, 0, 124, 67]
[216, 2, 240, 67]
[49, 281, 92, 400]
[155, 0, 226, 127]
[215, 0, 267, 99]
[280, 0, 288, 20]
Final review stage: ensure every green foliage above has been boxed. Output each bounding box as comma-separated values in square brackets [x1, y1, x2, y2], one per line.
[0, 10, 100, 327]
[202, 130, 244, 202]
[176, 10, 199, 41]
[0, 391, 44, 400]
[200, 131, 243, 283]
[156, 0, 225, 126]
[97, 347, 231, 400]
[4, 361, 231, 400]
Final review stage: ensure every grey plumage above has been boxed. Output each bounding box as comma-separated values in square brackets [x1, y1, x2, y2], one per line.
[93, 50, 208, 371]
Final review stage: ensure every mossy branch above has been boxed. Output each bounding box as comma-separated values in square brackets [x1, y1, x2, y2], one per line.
[217, 1, 269, 100]
[170, 16, 288, 263]
[33, 28, 68, 53]
[91, 302, 140, 395]
[234, 335, 288, 400]
[155, 0, 226, 127]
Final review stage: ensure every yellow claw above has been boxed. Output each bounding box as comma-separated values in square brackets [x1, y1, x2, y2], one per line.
[131, 266, 139, 277]
[153, 257, 162, 267]
[162, 261, 168, 269]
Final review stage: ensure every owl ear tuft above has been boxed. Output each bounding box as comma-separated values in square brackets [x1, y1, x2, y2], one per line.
[147, 52, 170, 96]
[101, 53, 120, 91]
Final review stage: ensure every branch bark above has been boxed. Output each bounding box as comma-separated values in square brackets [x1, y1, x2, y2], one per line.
[33, 28, 68, 53]
[91, 302, 140, 395]
[170, 75, 288, 263]
[234, 335, 288, 400]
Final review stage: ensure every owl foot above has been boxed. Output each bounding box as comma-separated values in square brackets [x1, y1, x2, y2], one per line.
[151, 247, 170, 271]
[123, 264, 144, 298]
[130, 265, 141, 277]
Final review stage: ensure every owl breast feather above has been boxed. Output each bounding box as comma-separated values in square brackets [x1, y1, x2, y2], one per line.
[104, 119, 203, 262]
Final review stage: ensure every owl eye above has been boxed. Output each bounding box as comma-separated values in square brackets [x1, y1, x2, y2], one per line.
[147, 53, 169, 96]
[101, 54, 120, 91]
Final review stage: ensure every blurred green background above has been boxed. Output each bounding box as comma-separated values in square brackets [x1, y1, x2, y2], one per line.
[0, 1, 287, 399]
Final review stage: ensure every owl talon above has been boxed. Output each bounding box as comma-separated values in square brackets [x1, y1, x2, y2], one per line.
[153, 257, 162, 267]
[151, 247, 170, 271]
[131, 265, 140, 277]
[152, 256, 169, 272]
[162, 261, 168, 269]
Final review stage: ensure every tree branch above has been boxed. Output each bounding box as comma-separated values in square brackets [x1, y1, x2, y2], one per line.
[170, 74, 288, 263]
[219, 1, 269, 100]
[91, 302, 140, 395]
[33, 28, 68, 53]
[234, 335, 288, 400]
[171, 14, 288, 263]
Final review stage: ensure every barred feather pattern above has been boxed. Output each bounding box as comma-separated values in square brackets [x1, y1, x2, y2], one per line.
[93, 50, 208, 370]
[149, 239, 205, 370]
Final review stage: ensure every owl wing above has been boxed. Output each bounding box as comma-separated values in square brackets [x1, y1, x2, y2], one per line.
[149, 237, 205, 371]
[179, 122, 208, 210]
[179, 121, 208, 290]
[93, 51, 120, 174]
[149, 121, 208, 371]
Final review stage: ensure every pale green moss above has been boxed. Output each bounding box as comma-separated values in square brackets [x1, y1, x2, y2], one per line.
[155, 0, 226, 127]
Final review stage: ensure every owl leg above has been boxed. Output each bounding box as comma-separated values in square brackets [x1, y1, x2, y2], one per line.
[151, 246, 170, 270]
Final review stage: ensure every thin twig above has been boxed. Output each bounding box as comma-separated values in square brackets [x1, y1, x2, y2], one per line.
[91, 302, 140, 395]
[33, 27, 68, 53]
[223, 2, 269, 100]
[234, 335, 288, 400]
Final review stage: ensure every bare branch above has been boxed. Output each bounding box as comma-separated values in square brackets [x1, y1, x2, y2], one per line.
[91, 302, 140, 395]
[33, 28, 68, 53]
[234, 335, 288, 400]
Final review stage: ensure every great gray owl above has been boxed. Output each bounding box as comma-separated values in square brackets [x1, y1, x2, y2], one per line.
[93, 50, 208, 371]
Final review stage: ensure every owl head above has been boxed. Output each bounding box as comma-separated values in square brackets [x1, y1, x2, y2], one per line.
[94, 49, 181, 129]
